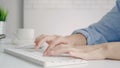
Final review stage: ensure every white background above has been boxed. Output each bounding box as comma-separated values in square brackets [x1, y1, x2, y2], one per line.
[0, 0, 23, 38]
[24, 0, 115, 37]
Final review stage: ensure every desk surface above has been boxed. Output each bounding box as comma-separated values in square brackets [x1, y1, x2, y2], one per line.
[0, 40, 120, 68]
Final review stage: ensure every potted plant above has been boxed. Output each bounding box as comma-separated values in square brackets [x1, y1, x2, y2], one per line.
[0, 6, 8, 39]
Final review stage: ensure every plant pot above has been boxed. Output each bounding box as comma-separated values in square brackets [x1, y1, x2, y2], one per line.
[0, 21, 5, 34]
[0, 21, 6, 39]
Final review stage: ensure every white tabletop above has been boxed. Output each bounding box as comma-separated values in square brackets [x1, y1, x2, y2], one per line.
[0, 39, 120, 68]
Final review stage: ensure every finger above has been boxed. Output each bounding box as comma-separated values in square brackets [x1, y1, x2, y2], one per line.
[47, 45, 95, 56]
[35, 35, 57, 49]
[44, 37, 68, 54]
[36, 35, 61, 46]
[34, 34, 46, 45]
[45, 44, 88, 59]
[45, 44, 78, 56]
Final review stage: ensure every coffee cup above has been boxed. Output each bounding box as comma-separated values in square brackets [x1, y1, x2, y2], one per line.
[12, 28, 35, 45]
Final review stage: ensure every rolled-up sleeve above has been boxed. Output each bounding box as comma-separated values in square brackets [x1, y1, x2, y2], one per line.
[72, 0, 120, 45]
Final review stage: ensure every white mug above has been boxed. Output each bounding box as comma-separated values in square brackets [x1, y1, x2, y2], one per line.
[12, 28, 35, 45]
[16, 28, 34, 40]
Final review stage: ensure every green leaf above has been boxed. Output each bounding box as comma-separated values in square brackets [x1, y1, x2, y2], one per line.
[0, 6, 8, 21]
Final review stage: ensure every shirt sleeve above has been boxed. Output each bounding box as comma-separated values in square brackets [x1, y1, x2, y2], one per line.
[72, 0, 120, 45]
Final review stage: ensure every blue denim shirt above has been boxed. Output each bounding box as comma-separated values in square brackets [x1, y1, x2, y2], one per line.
[73, 0, 120, 45]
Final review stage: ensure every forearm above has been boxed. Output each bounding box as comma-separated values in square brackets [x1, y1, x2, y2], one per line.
[105, 42, 120, 60]
[79, 42, 120, 60]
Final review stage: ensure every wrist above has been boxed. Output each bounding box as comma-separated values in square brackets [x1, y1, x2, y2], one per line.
[97, 43, 108, 59]
[65, 34, 87, 45]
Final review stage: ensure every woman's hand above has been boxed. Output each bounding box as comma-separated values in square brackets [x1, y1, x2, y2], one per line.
[34, 34, 87, 55]
[45, 42, 120, 60]
[44, 44, 108, 60]
[35, 34, 120, 60]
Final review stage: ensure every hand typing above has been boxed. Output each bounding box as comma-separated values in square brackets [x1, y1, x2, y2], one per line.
[34, 34, 87, 55]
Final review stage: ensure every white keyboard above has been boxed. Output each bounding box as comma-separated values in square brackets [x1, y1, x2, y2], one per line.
[4, 44, 87, 67]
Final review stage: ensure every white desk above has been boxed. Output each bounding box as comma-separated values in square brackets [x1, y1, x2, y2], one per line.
[0, 39, 120, 68]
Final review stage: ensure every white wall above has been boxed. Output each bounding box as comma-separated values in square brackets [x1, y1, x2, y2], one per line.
[0, 0, 116, 38]
[0, 0, 23, 38]
[24, 0, 115, 37]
